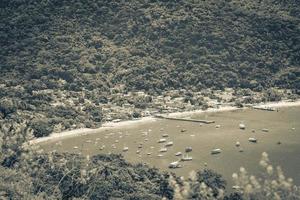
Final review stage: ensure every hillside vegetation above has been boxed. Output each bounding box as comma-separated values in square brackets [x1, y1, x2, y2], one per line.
[1, 0, 299, 92]
[0, 0, 300, 136]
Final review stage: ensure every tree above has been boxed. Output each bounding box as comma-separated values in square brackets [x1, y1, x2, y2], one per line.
[30, 119, 53, 137]
[0, 98, 16, 118]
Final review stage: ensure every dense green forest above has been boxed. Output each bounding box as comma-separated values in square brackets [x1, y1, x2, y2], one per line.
[1, 0, 299, 92]
[1, 0, 300, 137]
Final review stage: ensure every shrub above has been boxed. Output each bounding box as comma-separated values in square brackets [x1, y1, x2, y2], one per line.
[30, 119, 53, 137]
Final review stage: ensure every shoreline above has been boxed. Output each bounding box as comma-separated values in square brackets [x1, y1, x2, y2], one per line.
[29, 99, 300, 145]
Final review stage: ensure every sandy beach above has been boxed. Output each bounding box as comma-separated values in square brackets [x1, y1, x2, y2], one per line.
[29, 100, 300, 145]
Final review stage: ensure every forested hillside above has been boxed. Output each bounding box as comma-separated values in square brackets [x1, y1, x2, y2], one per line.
[1, 0, 299, 92]
[0, 0, 299, 136]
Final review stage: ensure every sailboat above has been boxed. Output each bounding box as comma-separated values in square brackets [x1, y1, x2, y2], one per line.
[159, 147, 168, 152]
[211, 148, 222, 154]
[123, 146, 129, 152]
[165, 141, 173, 147]
[181, 154, 193, 161]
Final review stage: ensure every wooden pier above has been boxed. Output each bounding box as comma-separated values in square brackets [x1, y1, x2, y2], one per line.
[155, 115, 215, 124]
[252, 106, 276, 111]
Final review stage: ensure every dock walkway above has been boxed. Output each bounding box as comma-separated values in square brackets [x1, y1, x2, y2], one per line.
[155, 115, 215, 124]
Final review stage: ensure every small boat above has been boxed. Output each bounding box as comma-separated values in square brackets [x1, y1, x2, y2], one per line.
[123, 147, 129, 152]
[112, 119, 121, 123]
[215, 125, 221, 128]
[190, 134, 195, 137]
[261, 128, 269, 132]
[248, 137, 257, 143]
[159, 148, 168, 152]
[136, 150, 140, 154]
[142, 132, 148, 136]
[239, 123, 246, 130]
[147, 152, 152, 155]
[185, 147, 193, 153]
[158, 138, 167, 143]
[150, 146, 155, 149]
[157, 154, 163, 157]
[165, 141, 173, 147]
[211, 148, 222, 154]
[181, 155, 193, 161]
[175, 152, 182, 156]
[144, 138, 148, 141]
[181, 129, 187, 132]
[138, 144, 143, 149]
[73, 146, 78, 149]
[232, 185, 241, 190]
[235, 141, 240, 147]
[169, 161, 182, 169]
[162, 133, 169, 137]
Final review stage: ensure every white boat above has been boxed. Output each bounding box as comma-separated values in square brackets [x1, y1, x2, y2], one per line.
[175, 152, 182, 156]
[159, 148, 168, 152]
[165, 141, 173, 147]
[158, 138, 167, 143]
[169, 161, 182, 169]
[157, 154, 163, 157]
[185, 147, 193, 153]
[211, 148, 222, 154]
[147, 152, 152, 155]
[112, 119, 121, 123]
[232, 185, 241, 190]
[239, 123, 246, 130]
[235, 141, 240, 147]
[142, 132, 148, 136]
[123, 147, 129, 152]
[215, 125, 221, 128]
[248, 137, 257, 143]
[73, 146, 78, 149]
[162, 133, 169, 137]
[136, 150, 140, 154]
[181, 155, 193, 161]
[262, 128, 269, 132]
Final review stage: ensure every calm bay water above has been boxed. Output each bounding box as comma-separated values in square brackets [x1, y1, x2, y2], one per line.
[41, 106, 300, 187]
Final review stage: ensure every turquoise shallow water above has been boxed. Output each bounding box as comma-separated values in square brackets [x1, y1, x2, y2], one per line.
[41, 106, 300, 187]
